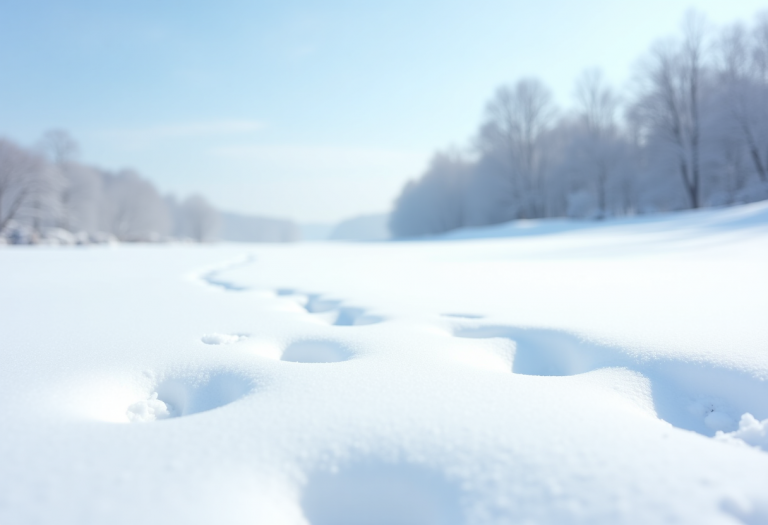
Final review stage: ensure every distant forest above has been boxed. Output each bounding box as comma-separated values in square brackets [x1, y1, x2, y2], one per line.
[0, 130, 297, 244]
[390, 11, 768, 237]
[0, 129, 220, 243]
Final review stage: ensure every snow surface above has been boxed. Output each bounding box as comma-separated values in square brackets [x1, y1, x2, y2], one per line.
[1, 202, 768, 524]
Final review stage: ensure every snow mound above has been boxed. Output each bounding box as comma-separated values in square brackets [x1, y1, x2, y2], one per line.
[716, 413, 768, 451]
[201, 333, 246, 345]
[126, 392, 173, 422]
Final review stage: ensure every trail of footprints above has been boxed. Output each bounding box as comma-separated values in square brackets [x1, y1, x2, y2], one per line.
[275, 288, 385, 326]
[139, 259, 768, 437]
[123, 257, 768, 523]
[136, 260, 768, 438]
[128, 263, 378, 423]
[127, 330, 359, 423]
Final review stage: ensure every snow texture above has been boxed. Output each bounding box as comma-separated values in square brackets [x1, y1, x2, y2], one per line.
[716, 413, 768, 451]
[201, 333, 247, 345]
[126, 392, 173, 422]
[1, 202, 767, 524]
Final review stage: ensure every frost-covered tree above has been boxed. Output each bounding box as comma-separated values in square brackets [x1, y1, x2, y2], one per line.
[629, 11, 709, 209]
[178, 194, 219, 242]
[571, 69, 625, 217]
[389, 151, 470, 237]
[390, 10, 768, 238]
[37, 129, 105, 233]
[102, 169, 171, 241]
[707, 16, 768, 204]
[0, 130, 231, 244]
[0, 138, 47, 234]
[477, 79, 557, 218]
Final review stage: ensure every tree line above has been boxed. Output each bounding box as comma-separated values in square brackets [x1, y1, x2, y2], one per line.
[390, 11, 768, 237]
[0, 130, 218, 244]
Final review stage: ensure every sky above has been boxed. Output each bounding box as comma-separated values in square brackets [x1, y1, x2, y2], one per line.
[1, 0, 766, 223]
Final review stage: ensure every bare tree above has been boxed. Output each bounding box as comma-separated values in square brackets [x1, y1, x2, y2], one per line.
[632, 11, 708, 208]
[713, 19, 768, 183]
[575, 69, 619, 134]
[750, 12, 768, 182]
[573, 69, 622, 217]
[479, 78, 557, 217]
[752, 11, 768, 82]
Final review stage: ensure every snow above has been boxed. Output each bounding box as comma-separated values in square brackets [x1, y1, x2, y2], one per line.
[201, 333, 247, 345]
[717, 413, 768, 452]
[126, 392, 173, 422]
[1, 202, 767, 524]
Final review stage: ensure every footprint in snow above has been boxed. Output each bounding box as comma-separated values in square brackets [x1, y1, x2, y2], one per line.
[451, 322, 768, 442]
[281, 340, 355, 363]
[453, 325, 619, 376]
[278, 289, 384, 326]
[126, 370, 255, 422]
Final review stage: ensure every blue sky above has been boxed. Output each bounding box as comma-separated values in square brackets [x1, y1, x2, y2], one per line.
[1, 0, 766, 223]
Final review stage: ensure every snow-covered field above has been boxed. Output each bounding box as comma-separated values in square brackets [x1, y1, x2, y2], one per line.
[1, 202, 768, 525]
